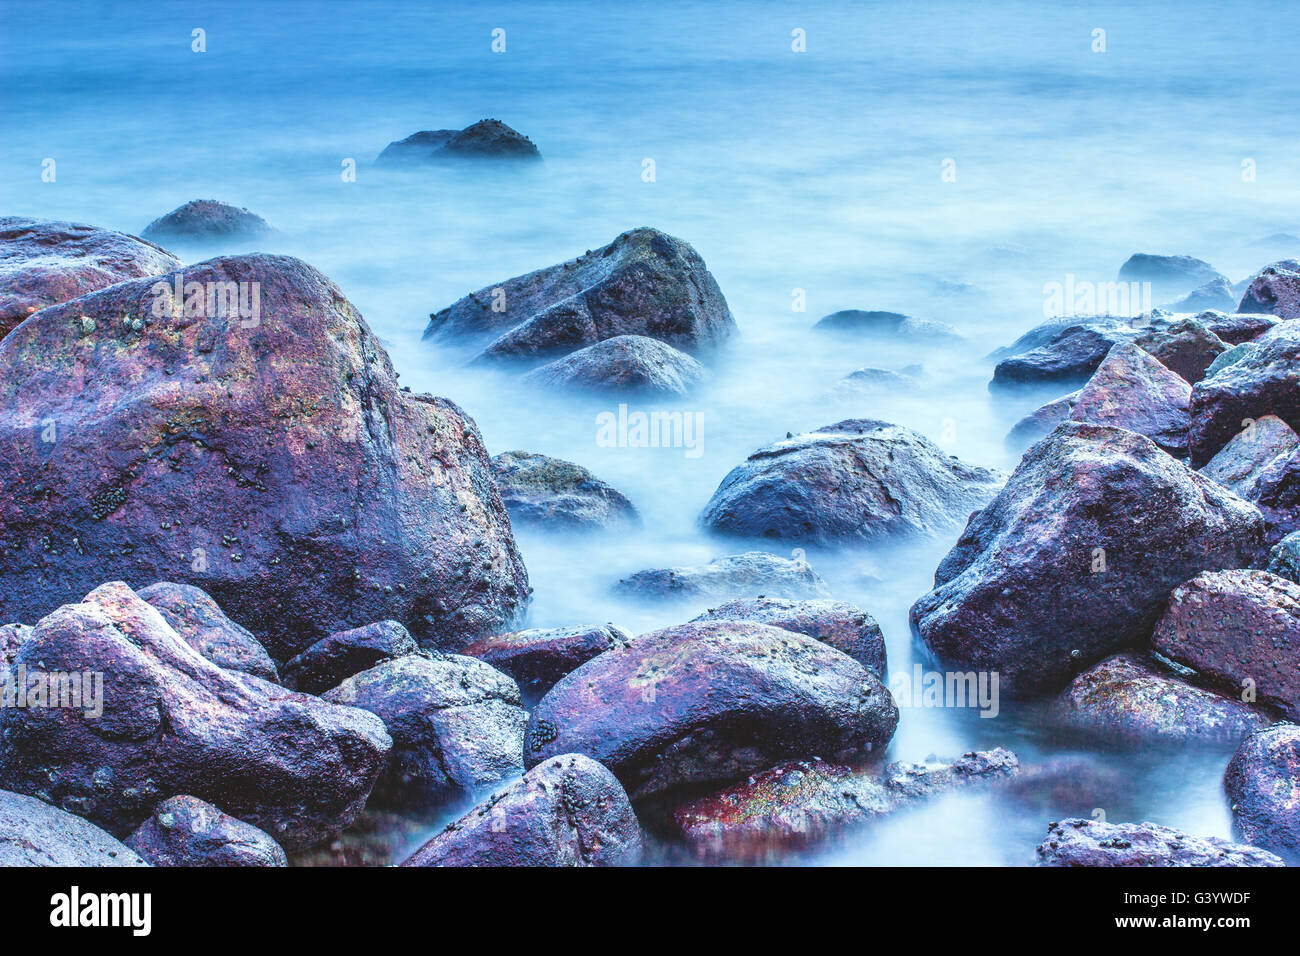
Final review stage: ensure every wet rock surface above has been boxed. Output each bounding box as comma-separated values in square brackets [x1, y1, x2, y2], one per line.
[990, 317, 1138, 388]
[811, 309, 962, 342]
[0, 788, 147, 867]
[1224, 724, 1300, 864]
[1006, 390, 1079, 451]
[282, 619, 420, 694]
[141, 200, 273, 242]
[1199, 414, 1299, 498]
[1133, 317, 1227, 383]
[125, 795, 286, 867]
[1068, 342, 1192, 455]
[139, 581, 278, 681]
[614, 551, 830, 602]
[401, 754, 641, 866]
[911, 422, 1265, 695]
[1193, 309, 1277, 344]
[377, 119, 541, 165]
[461, 623, 632, 705]
[521, 334, 706, 396]
[699, 420, 1003, 546]
[1265, 530, 1300, 583]
[490, 450, 638, 531]
[1237, 262, 1300, 318]
[525, 620, 899, 800]
[1036, 818, 1283, 866]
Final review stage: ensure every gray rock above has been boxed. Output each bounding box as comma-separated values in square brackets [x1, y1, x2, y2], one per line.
[1036, 818, 1283, 867]
[377, 119, 541, 165]
[1224, 724, 1300, 864]
[490, 450, 638, 531]
[1068, 342, 1192, 456]
[141, 200, 273, 242]
[812, 310, 962, 342]
[1166, 277, 1237, 313]
[1118, 253, 1228, 299]
[1265, 530, 1300, 583]
[0, 788, 147, 867]
[125, 795, 286, 867]
[614, 551, 830, 602]
[139, 582, 278, 681]
[1005, 391, 1079, 451]
[282, 620, 420, 694]
[1200, 414, 1299, 498]
[521, 334, 706, 396]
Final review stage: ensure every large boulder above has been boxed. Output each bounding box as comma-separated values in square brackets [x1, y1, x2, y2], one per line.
[125, 795, 286, 867]
[1133, 317, 1227, 383]
[138, 582, 278, 681]
[401, 754, 640, 866]
[910, 422, 1266, 695]
[1035, 818, 1283, 867]
[1199, 414, 1299, 498]
[322, 653, 526, 808]
[1068, 342, 1192, 456]
[377, 119, 541, 165]
[614, 551, 830, 602]
[521, 334, 706, 396]
[490, 450, 638, 531]
[1224, 724, 1300, 864]
[141, 200, 273, 243]
[0, 253, 527, 657]
[426, 228, 736, 364]
[281, 619, 420, 694]
[1152, 569, 1300, 721]
[461, 623, 631, 705]
[0, 583, 391, 849]
[0, 217, 181, 340]
[1117, 253, 1227, 299]
[524, 620, 899, 800]
[0, 788, 147, 867]
[990, 318, 1138, 388]
[699, 420, 1003, 546]
[692, 596, 886, 676]
[1238, 263, 1300, 318]
[811, 310, 962, 342]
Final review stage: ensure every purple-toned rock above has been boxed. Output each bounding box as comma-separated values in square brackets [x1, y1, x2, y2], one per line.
[0, 253, 528, 658]
[1006, 391, 1079, 451]
[524, 620, 899, 800]
[1200, 414, 1299, 499]
[692, 596, 887, 676]
[521, 334, 706, 396]
[1068, 343, 1192, 455]
[322, 653, 526, 808]
[125, 795, 286, 867]
[0, 217, 181, 340]
[281, 620, 419, 694]
[1053, 653, 1271, 747]
[1152, 569, 1300, 721]
[0, 623, 30, 672]
[1036, 818, 1283, 867]
[1118, 253, 1227, 299]
[614, 551, 830, 602]
[0, 788, 147, 867]
[138, 582, 277, 681]
[1238, 262, 1300, 318]
[911, 422, 1266, 695]
[1265, 530, 1300, 583]
[812, 310, 962, 343]
[990, 318, 1138, 388]
[141, 200, 273, 243]
[700, 420, 1004, 546]
[1192, 309, 1277, 345]
[427, 228, 736, 364]
[461, 623, 631, 705]
[377, 119, 541, 165]
[490, 450, 638, 531]
[1133, 317, 1228, 383]
[0, 583, 391, 850]
[1001, 756, 1129, 819]
[1224, 724, 1300, 864]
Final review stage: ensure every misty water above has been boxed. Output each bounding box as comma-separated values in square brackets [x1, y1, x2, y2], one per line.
[3, 0, 1297, 864]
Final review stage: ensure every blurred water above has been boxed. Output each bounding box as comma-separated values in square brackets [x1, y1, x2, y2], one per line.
[1, 0, 1294, 864]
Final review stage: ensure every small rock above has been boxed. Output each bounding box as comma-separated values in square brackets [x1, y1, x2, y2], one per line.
[281, 620, 420, 694]
[1005, 391, 1079, 451]
[141, 200, 274, 242]
[125, 795, 286, 867]
[521, 334, 707, 396]
[1035, 818, 1283, 866]
[377, 119, 541, 165]
[490, 450, 639, 531]
[461, 624, 632, 705]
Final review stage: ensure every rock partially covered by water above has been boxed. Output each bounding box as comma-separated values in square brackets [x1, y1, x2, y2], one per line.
[0, 788, 147, 867]
[1238, 262, 1300, 318]
[990, 317, 1137, 389]
[1167, 277, 1238, 313]
[401, 754, 641, 867]
[141, 200, 274, 242]
[521, 334, 706, 396]
[1006, 391, 1079, 451]
[692, 596, 886, 677]
[1224, 724, 1300, 864]
[1133, 317, 1228, 383]
[0, 583, 391, 850]
[1036, 818, 1283, 867]
[377, 119, 541, 165]
[811, 310, 962, 342]
[831, 365, 921, 396]
[0, 253, 528, 657]
[1152, 569, 1300, 721]
[490, 450, 639, 531]
[1118, 253, 1227, 299]
[1053, 653, 1271, 747]
[322, 653, 526, 809]
[614, 551, 830, 602]
[700, 420, 1003, 546]
[461, 624, 631, 705]
[282, 620, 420, 694]
[911, 422, 1265, 695]
[125, 795, 286, 867]
[426, 228, 736, 364]
[1068, 343, 1191, 455]
[139, 582, 278, 682]
[0, 217, 181, 340]
[525, 620, 899, 800]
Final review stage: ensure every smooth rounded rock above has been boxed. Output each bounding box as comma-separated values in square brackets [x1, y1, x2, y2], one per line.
[125, 795, 286, 867]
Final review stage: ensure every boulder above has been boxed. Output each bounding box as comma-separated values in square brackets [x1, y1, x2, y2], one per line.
[1053, 653, 1272, 747]
[490, 450, 638, 531]
[1118, 253, 1227, 299]
[0, 788, 147, 867]
[0, 583, 391, 849]
[1204, 341, 1257, 379]
[1152, 569, 1300, 721]
[1035, 818, 1283, 867]
[1166, 277, 1237, 313]
[1265, 530, 1300, 583]
[138, 582, 278, 681]
[281, 619, 420, 694]
[990, 318, 1138, 389]
[376, 119, 541, 165]
[0, 623, 31, 672]
[1200, 414, 1299, 498]
[322, 653, 526, 808]
[1238, 263, 1300, 318]
[1224, 724, 1300, 863]
[699, 420, 1004, 546]
[910, 422, 1266, 695]
[461, 623, 631, 705]
[125, 795, 286, 867]
[811, 310, 962, 342]
[524, 620, 899, 800]
[1068, 343, 1192, 456]
[1005, 391, 1078, 451]
[521, 334, 706, 396]
[691, 596, 886, 676]
[141, 200, 273, 243]
[0, 253, 527, 657]
[426, 228, 736, 364]
[0, 216, 181, 340]
[614, 551, 830, 602]
[1192, 309, 1276, 344]
[1133, 317, 1227, 383]
[401, 754, 640, 866]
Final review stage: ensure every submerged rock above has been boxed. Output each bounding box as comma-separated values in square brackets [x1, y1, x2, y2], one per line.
[377, 119, 541, 165]
[811, 310, 962, 342]
[1133, 317, 1227, 383]
[614, 551, 830, 602]
[1036, 818, 1283, 867]
[1068, 343, 1192, 456]
[0, 253, 528, 657]
[1224, 724, 1300, 864]
[831, 366, 921, 396]
[699, 420, 1003, 546]
[125, 795, 286, 867]
[141, 200, 273, 242]
[990, 318, 1138, 389]
[1118, 253, 1227, 299]
[1005, 391, 1079, 451]
[524, 620, 899, 800]
[0, 788, 147, 867]
[1166, 277, 1237, 313]
[521, 334, 706, 396]
[281, 620, 420, 694]
[461, 623, 631, 705]
[401, 754, 640, 867]
[490, 450, 638, 531]
[1199, 414, 1299, 498]
[139, 582, 278, 682]
[0, 216, 181, 340]
[426, 227, 736, 364]
[911, 422, 1265, 695]
[0, 583, 391, 850]
[1237, 262, 1300, 318]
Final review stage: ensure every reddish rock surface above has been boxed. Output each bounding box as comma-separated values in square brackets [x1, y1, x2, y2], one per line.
[1068, 342, 1192, 456]
[461, 623, 631, 705]
[1238, 263, 1300, 318]
[139, 581, 278, 681]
